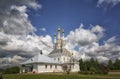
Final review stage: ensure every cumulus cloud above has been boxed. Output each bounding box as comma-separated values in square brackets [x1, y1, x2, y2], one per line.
[0, 0, 53, 68]
[39, 27, 46, 32]
[0, 0, 41, 35]
[97, 0, 120, 9]
[66, 24, 120, 63]
[0, 0, 120, 68]
[0, 55, 27, 68]
[0, 33, 53, 67]
[66, 24, 104, 47]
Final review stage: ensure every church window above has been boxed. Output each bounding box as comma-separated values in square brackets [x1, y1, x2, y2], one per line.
[50, 65, 52, 69]
[45, 65, 47, 69]
[67, 58, 69, 61]
[64, 58, 65, 61]
[55, 65, 57, 69]
[72, 65, 74, 68]
[58, 58, 60, 61]
[31, 58, 34, 61]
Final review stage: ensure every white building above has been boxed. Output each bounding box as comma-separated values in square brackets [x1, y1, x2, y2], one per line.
[20, 27, 80, 73]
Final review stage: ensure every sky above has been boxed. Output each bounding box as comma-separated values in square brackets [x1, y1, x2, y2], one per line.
[0, 0, 120, 68]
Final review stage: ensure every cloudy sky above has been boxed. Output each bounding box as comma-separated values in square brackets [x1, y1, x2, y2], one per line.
[0, 0, 120, 68]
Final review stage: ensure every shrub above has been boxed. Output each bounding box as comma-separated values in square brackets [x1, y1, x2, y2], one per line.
[4, 66, 20, 74]
[66, 69, 71, 74]
[80, 71, 90, 75]
[78, 71, 80, 74]
[95, 70, 108, 74]
[90, 67, 96, 74]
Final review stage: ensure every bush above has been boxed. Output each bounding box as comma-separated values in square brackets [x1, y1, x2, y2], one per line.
[95, 70, 108, 74]
[80, 71, 90, 75]
[90, 67, 96, 74]
[78, 71, 80, 74]
[66, 69, 71, 74]
[3, 66, 20, 74]
[95, 70, 103, 74]
[0, 73, 3, 79]
[102, 71, 108, 74]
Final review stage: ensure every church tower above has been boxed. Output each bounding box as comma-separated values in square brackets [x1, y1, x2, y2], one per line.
[53, 27, 66, 51]
[62, 28, 64, 39]
[53, 32, 57, 49]
[57, 27, 61, 40]
[57, 27, 61, 49]
[62, 28, 65, 49]
[49, 27, 73, 63]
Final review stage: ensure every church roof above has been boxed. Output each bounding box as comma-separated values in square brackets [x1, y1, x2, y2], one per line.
[21, 53, 60, 65]
[49, 48, 72, 56]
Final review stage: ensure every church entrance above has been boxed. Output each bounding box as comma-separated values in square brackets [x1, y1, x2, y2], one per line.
[22, 64, 33, 73]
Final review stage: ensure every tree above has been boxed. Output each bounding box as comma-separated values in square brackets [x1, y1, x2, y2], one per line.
[79, 59, 84, 71]
[90, 66, 96, 74]
[78, 58, 110, 74]
[83, 63, 87, 71]
[4, 66, 20, 74]
[95, 59, 99, 70]
[114, 59, 120, 70]
[0, 73, 3, 79]
[84, 61, 90, 71]
[90, 58, 95, 67]
[108, 60, 114, 70]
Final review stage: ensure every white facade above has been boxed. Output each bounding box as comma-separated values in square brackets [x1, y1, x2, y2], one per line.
[20, 27, 80, 73]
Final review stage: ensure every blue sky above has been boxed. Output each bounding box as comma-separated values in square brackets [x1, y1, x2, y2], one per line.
[29, 0, 120, 41]
[0, 0, 120, 67]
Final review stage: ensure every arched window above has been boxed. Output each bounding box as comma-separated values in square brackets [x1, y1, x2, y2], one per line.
[64, 57, 65, 61]
[58, 58, 59, 61]
[73, 65, 74, 68]
[55, 65, 57, 69]
[50, 65, 52, 69]
[45, 65, 47, 69]
[67, 58, 69, 61]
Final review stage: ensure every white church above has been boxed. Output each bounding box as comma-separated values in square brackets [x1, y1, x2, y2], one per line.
[20, 27, 80, 73]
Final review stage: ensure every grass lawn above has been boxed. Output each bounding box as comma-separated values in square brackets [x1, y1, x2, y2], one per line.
[3, 73, 120, 79]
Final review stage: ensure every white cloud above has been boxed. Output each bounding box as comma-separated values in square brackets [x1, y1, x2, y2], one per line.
[0, 0, 120, 67]
[66, 24, 104, 47]
[97, 0, 120, 9]
[0, 32, 53, 67]
[65, 24, 104, 61]
[0, 55, 26, 68]
[78, 36, 120, 62]
[11, 5, 27, 13]
[0, 0, 52, 68]
[0, 0, 42, 35]
[66, 24, 120, 63]
[28, 1, 42, 10]
[39, 28, 46, 32]
[97, 56, 109, 63]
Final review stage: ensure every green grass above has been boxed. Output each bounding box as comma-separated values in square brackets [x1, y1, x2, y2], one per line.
[3, 73, 120, 79]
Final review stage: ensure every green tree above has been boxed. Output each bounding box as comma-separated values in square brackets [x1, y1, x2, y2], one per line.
[84, 60, 90, 71]
[90, 58, 95, 67]
[95, 59, 99, 70]
[114, 59, 120, 70]
[108, 60, 114, 70]
[90, 66, 96, 74]
[79, 59, 84, 71]
[4, 66, 20, 74]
